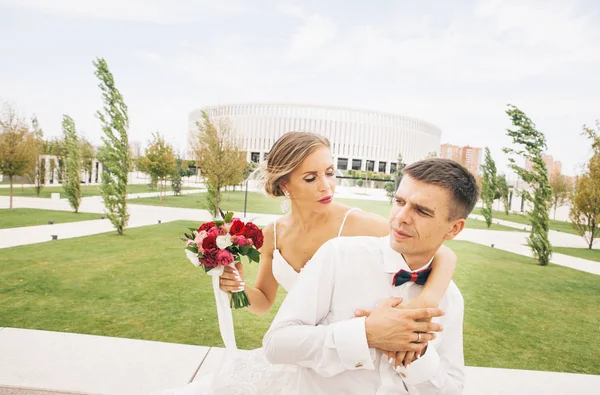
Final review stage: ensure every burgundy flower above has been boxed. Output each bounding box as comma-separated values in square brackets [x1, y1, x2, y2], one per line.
[201, 248, 219, 269]
[202, 235, 217, 251]
[243, 223, 264, 249]
[198, 222, 215, 233]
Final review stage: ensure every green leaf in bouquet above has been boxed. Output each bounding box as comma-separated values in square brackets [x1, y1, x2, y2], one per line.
[247, 248, 261, 263]
[214, 220, 224, 227]
[185, 245, 198, 254]
[184, 233, 193, 240]
[188, 227, 198, 234]
[224, 211, 234, 223]
[239, 245, 251, 255]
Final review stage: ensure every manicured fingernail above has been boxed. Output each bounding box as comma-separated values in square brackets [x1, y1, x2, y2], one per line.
[240, 282, 245, 286]
[416, 354, 420, 359]
[406, 363, 410, 369]
[388, 358, 394, 364]
[237, 287, 244, 291]
[395, 366, 402, 373]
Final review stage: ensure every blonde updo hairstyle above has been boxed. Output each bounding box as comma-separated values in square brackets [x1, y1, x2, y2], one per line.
[264, 132, 331, 197]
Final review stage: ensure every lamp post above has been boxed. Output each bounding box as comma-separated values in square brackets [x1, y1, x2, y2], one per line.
[243, 177, 249, 219]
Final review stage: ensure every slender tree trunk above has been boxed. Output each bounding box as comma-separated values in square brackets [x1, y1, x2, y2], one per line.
[554, 205, 557, 220]
[9, 176, 14, 211]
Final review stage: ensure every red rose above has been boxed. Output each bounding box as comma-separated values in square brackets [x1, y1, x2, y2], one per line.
[202, 234, 217, 251]
[229, 219, 246, 236]
[243, 223, 264, 249]
[198, 222, 215, 233]
[201, 248, 219, 269]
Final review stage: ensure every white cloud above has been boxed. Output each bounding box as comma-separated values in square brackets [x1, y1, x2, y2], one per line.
[0, 0, 248, 23]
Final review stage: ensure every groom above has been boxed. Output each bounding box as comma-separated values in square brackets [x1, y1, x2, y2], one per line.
[263, 158, 479, 394]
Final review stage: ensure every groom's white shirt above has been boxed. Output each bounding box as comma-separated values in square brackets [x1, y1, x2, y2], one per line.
[263, 235, 465, 395]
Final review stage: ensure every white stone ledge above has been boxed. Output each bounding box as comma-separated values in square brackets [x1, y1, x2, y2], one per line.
[1, 328, 599, 395]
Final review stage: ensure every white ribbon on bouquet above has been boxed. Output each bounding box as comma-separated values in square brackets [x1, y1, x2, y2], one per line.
[185, 249, 238, 351]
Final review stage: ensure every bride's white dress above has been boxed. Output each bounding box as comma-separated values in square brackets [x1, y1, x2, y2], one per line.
[155, 209, 359, 395]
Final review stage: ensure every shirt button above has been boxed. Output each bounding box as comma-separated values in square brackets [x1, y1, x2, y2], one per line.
[355, 362, 363, 368]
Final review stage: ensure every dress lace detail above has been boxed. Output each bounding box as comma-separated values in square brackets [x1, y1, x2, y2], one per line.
[155, 349, 295, 395]
[153, 209, 360, 395]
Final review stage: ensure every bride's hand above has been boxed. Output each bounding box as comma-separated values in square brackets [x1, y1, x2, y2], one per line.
[219, 262, 245, 293]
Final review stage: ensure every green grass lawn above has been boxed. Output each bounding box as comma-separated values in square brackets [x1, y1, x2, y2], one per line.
[1, 221, 598, 374]
[132, 191, 522, 232]
[0, 209, 104, 229]
[472, 207, 577, 235]
[553, 247, 600, 262]
[0, 184, 193, 199]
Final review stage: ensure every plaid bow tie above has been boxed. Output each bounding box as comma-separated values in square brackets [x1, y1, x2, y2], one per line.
[392, 267, 432, 287]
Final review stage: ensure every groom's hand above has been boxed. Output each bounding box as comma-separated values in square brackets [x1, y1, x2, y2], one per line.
[360, 297, 444, 352]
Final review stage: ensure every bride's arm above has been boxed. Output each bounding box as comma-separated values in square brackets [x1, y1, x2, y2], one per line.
[219, 223, 279, 316]
[413, 244, 457, 308]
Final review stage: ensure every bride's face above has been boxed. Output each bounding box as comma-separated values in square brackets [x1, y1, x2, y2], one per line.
[282, 146, 336, 211]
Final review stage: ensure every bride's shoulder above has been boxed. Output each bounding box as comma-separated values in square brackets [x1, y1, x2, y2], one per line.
[259, 222, 275, 251]
[342, 209, 389, 237]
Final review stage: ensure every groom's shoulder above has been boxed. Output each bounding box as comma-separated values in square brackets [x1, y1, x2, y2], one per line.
[322, 235, 385, 255]
[442, 281, 465, 314]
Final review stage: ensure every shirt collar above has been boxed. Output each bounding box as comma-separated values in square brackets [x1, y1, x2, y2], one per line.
[381, 235, 434, 274]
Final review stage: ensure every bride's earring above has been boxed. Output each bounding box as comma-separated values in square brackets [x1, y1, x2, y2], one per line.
[281, 190, 291, 213]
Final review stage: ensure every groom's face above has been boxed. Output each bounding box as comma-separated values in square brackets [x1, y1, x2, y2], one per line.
[389, 175, 462, 256]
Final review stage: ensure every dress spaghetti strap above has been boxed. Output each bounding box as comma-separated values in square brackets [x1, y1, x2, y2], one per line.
[273, 220, 278, 250]
[338, 208, 361, 237]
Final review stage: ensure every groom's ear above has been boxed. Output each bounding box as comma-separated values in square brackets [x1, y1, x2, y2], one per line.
[443, 218, 466, 241]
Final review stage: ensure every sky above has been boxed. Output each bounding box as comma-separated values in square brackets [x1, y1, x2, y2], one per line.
[1, 0, 599, 177]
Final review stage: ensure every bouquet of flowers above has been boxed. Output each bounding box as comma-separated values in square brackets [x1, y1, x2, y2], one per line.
[183, 210, 264, 309]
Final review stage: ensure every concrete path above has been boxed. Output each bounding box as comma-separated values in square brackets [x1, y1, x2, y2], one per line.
[1, 328, 598, 395]
[1, 196, 598, 275]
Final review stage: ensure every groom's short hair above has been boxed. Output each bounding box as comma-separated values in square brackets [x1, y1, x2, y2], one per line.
[403, 158, 479, 221]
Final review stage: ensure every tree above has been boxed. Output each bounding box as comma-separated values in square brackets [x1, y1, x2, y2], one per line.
[503, 104, 553, 266]
[94, 57, 132, 235]
[42, 137, 67, 184]
[481, 147, 497, 228]
[569, 121, 600, 249]
[496, 173, 510, 215]
[62, 115, 82, 212]
[26, 115, 45, 197]
[171, 155, 192, 196]
[0, 103, 38, 210]
[393, 154, 406, 191]
[426, 151, 438, 158]
[191, 112, 246, 216]
[384, 182, 396, 203]
[138, 132, 176, 202]
[549, 174, 571, 220]
[80, 138, 96, 185]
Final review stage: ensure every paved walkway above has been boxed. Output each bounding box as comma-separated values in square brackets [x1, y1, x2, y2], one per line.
[3, 195, 598, 274]
[1, 328, 598, 395]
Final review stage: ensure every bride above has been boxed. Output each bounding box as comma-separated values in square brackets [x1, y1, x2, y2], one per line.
[155, 132, 457, 394]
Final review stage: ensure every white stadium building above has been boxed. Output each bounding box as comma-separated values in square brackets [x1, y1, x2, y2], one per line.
[188, 103, 441, 174]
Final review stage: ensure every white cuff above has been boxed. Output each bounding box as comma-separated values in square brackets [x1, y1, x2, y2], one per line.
[331, 316, 375, 371]
[399, 344, 441, 385]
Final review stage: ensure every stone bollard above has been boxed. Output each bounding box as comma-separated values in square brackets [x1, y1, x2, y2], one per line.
[51, 235, 58, 240]
[48, 220, 54, 225]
